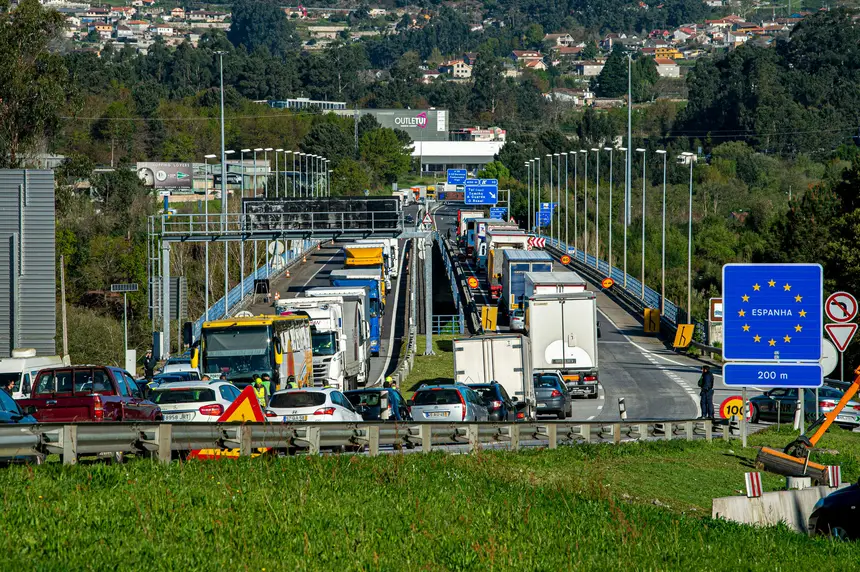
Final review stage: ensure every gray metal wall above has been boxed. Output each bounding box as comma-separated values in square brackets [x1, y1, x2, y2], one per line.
[0, 170, 56, 357]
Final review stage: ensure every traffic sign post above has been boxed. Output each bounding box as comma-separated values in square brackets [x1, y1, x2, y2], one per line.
[111, 283, 139, 368]
[825, 291, 857, 322]
[489, 207, 508, 220]
[464, 179, 499, 205]
[447, 169, 467, 185]
[723, 363, 823, 388]
[601, 277, 614, 289]
[561, 255, 571, 265]
[720, 395, 751, 421]
[467, 276, 479, 289]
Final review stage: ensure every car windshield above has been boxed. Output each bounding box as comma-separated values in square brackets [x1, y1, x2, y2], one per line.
[166, 358, 191, 366]
[413, 389, 461, 406]
[346, 391, 381, 407]
[152, 388, 216, 404]
[534, 375, 561, 389]
[819, 388, 844, 400]
[270, 392, 327, 408]
[311, 331, 337, 356]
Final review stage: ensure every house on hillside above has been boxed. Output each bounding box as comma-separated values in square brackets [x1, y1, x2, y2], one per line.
[440, 59, 473, 79]
[576, 61, 605, 77]
[654, 58, 680, 78]
[543, 33, 575, 47]
[510, 50, 543, 65]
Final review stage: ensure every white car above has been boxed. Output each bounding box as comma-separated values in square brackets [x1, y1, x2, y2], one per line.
[266, 388, 363, 422]
[160, 357, 201, 379]
[509, 310, 525, 332]
[151, 381, 241, 422]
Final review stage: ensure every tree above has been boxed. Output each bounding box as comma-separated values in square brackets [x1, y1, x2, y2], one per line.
[427, 47, 444, 70]
[581, 42, 598, 60]
[359, 128, 412, 184]
[0, 0, 67, 167]
[470, 42, 504, 115]
[524, 23, 544, 48]
[227, 0, 300, 58]
[478, 161, 511, 179]
[331, 158, 372, 196]
[592, 46, 627, 98]
[300, 123, 353, 167]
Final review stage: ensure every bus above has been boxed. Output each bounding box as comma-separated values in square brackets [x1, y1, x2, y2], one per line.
[191, 315, 313, 391]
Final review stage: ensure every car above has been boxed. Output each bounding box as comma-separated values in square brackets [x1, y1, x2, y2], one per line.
[266, 388, 363, 422]
[150, 381, 241, 422]
[161, 357, 200, 378]
[509, 310, 525, 332]
[749, 387, 860, 428]
[344, 388, 411, 421]
[808, 481, 860, 540]
[408, 384, 489, 422]
[405, 214, 414, 224]
[0, 389, 42, 464]
[534, 372, 572, 419]
[467, 383, 517, 422]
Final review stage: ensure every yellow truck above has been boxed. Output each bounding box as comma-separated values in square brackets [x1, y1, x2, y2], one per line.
[343, 244, 389, 293]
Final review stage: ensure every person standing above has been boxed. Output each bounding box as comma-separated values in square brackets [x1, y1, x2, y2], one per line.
[143, 350, 158, 384]
[253, 375, 269, 408]
[698, 365, 715, 419]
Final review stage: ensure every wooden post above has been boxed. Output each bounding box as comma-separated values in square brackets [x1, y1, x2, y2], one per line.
[509, 423, 520, 451]
[613, 423, 621, 444]
[705, 419, 713, 443]
[722, 423, 730, 441]
[582, 423, 591, 443]
[62, 425, 77, 465]
[156, 424, 172, 464]
[665, 422, 672, 441]
[306, 427, 320, 455]
[685, 421, 693, 441]
[639, 423, 648, 439]
[467, 424, 480, 453]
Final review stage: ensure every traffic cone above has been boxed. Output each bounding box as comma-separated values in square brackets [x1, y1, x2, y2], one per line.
[286, 269, 290, 278]
[317, 243, 321, 251]
[303, 255, 307, 263]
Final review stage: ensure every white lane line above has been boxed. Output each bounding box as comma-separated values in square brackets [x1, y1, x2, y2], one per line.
[599, 308, 699, 408]
[300, 247, 340, 290]
[375, 242, 408, 386]
[587, 415, 596, 421]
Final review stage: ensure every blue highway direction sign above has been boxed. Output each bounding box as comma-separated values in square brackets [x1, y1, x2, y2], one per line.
[722, 263, 822, 361]
[535, 212, 551, 227]
[446, 169, 468, 185]
[464, 179, 499, 205]
[540, 202, 558, 213]
[489, 207, 508, 219]
[723, 363, 822, 388]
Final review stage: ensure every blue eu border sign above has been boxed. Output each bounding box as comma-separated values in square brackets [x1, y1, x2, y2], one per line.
[723, 363, 823, 388]
[722, 263, 823, 362]
[447, 169, 467, 185]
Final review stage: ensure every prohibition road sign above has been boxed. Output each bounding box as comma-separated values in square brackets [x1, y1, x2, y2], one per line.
[467, 276, 479, 289]
[825, 291, 857, 323]
[601, 277, 614, 289]
[561, 255, 571, 265]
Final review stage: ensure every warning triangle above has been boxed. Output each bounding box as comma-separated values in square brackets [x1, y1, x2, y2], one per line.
[825, 323, 857, 352]
[187, 386, 267, 460]
[422, 212, 433, 225]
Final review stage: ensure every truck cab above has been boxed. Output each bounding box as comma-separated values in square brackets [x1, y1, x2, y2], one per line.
[0, 349, 69, 400]
[277, 298, 347, 389]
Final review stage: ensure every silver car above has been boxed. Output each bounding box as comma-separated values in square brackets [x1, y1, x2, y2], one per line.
[408, 385, 489, 422]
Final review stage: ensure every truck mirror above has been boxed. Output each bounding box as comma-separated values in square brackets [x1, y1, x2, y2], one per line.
[273, 337, 283, 365]
[182, 322, 193, 346]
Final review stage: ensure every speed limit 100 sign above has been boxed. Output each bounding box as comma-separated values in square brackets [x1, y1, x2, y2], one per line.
[720, 395, 750, 421]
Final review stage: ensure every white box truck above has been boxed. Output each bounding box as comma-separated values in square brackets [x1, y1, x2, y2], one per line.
[525, 291, 599, 399]
[453, 334, 536, 419]
[485, 230, 533, 300]
[304, 286, 371, 387]
[277, 297, 357, 390]
[524, 271, 588, 297]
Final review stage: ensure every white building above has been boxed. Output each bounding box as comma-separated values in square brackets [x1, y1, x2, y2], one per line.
[411, 141, 505, 174]
[654, 58, 680, 78]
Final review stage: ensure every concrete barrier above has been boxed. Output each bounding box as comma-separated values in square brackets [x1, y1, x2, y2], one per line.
[712, 484, 848, 533]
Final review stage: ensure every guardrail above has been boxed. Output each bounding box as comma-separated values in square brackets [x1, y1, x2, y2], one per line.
[0, 418, 724, 465]
[435, 231, 466, 330]
[432, 315, 463, 335]
[441, 237, 481, 334]
[390, 240, 417, 388]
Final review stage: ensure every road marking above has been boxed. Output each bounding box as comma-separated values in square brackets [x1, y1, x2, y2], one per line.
[375, 241, 408, 386]
[587, 415, 596, 420]
[300, 247, 340, 290]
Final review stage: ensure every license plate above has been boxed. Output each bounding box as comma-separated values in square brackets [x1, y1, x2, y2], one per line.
[837, 415, 855, 423]
[164, 413, 193, 421]
[537, 402, 547, 408]
[427, 411, 448, 418]
[283, 415, 307, 422]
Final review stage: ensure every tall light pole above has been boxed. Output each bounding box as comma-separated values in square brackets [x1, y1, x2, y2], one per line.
[626, 53, 633, 228]
[572, 150, 578, 254]
[253, 148, 262, 196]
[525, 162, 531, 231]
[264, 148, 273, 197]
[682, 151, 695, 322]
[546, 154, 553, 240]
[604, 147, 614, 272]
[239, 149, 250, 199]
[562, 152, 568, 249]
[591, 148, 600, 268]
[636, 148, 646, 300]
[204, 154, 216, 319]
[275, 148, 283, 197]
[656, 150, 667, 315]
[535, 157, 541, 232]
[580, 150, 588, 261]
[619, 147, 628, 287]
[216, 50, 229, 317]
[554, 153, 561, 244]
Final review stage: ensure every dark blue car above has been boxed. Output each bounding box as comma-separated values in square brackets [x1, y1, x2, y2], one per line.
[345, 388, 411, 421]
[0, 389, 41, 464]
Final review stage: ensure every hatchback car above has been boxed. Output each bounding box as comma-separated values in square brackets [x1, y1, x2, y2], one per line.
[150, 381, 241, 422]
[345, 388, 411, 421]
[809, 482, 860, 540]
[749, 387, 860, 428]
[408, 384, 489, 422]
[509, 310, 525, 332]
[467, 383, 516, 422]
[267, 388, 363, 422]
[534, 372, 572, 419]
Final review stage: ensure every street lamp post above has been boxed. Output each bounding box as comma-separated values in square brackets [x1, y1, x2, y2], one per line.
[535, 157, 541, 232]
[215, 51, 229, 321]
[619, 147, 628, 287]
[562, 152, 568, 249]
[525, 162, 531, 231]
[240, 149, 250, 199]
[275, 149, 283, 198]
[636, 148, 646, 300]
[682, 152, 695, 322]
[656, 150, 667, 315]
[264, 148, 273, 197]
[591, 148, 600, 269]
[572, 151, 578, 254]
[203, 154, 216, 319]
[580, 150, 588, 261]
[554, 153, 561, 245]
[546, 154, 553, 240]
[604, 147, 614, 273]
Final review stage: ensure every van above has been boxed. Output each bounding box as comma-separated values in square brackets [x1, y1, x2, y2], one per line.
[0, 349, 70, 399]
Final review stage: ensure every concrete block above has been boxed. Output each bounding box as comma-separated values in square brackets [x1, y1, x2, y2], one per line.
[712, 484, 848, 534]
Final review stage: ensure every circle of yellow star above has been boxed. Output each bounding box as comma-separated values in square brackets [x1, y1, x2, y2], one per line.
[783, 283, 791, 291]
[768, 280, 776, 287]
[795, 294, 802, 302]
[742, 294, 750, 302]
[753, 283, 761, 291]
[783, 335, 791, 343]
[753, 335, 761, 342]
[799, 309, 807, 318]
[768, 338, 776, 346]
[738, 309, 746, 317]
[794, 324, 802, 332]
[743, 324, 750, 332]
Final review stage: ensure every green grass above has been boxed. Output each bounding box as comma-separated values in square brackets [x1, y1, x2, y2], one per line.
[2, 431, 860, 570]
[402, 334, 457, 395]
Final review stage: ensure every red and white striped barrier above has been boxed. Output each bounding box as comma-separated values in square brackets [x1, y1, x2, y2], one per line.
[827, 465, 842, 488]
[527, 236, 546, 248]
[745, 472, 763, 498]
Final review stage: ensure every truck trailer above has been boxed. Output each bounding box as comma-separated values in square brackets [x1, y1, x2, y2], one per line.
[329, 268, 384, 356]
[304, 287, 371, 387]
[485, 230, 533, 300]
[500, 250, 553, 315]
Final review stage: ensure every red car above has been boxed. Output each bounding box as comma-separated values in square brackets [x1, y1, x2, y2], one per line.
[18, 366, 162, 422]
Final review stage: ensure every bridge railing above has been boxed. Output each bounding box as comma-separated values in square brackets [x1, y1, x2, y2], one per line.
[2, 418, 721, 464]
[434, 231, 466, 330]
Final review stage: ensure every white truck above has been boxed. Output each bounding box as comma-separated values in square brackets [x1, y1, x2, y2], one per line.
[355, 238, 399, 279]
[452, 334, 536, 419]
[524, 271, 588, 297]
[0, 349, 69, 400]
[304, 287, 371, 387]
[525, 290, 599, 399]
[276, 297, 356, 390]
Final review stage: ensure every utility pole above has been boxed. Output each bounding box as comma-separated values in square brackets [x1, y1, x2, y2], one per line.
[217, 50, 228, 316]
[626, 53, 632, 228]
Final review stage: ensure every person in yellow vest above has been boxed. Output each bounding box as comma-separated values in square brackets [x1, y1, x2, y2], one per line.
[253, 375, 269, 407]
[286, 375, 298, 389]
[261, 373, 274, 394]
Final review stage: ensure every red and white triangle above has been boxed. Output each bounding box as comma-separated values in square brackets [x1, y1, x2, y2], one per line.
[825, 323, 858, 352]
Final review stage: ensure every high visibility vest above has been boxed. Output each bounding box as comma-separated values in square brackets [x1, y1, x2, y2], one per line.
[254, 385, 266, 405]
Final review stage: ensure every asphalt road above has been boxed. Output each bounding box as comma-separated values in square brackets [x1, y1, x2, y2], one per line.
[246, 205, 421, 386]
[430, 203, 769, 425]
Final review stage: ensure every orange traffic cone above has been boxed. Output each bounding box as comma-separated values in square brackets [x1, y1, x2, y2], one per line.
[286, 269, 290, 278]
[302, 255, 307, 263]
[317, 243, 321, 251]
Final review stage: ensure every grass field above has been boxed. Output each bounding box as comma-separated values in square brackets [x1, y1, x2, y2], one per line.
[2, 428, 859, 570]
[401, 334, 457, 395]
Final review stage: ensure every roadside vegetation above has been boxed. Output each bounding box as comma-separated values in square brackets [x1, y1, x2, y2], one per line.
[3, 427, 859, 569]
